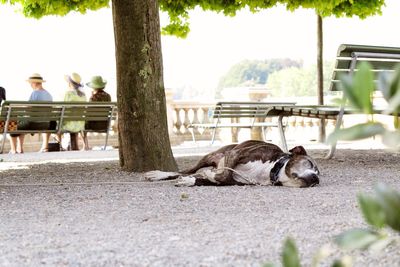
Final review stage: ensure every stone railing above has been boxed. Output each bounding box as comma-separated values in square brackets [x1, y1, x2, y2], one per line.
[167, 100, 216, 145]
[166, 99, 338, 145]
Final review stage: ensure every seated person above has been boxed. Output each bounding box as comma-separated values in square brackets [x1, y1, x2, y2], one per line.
[0, 85, 5, 103]
[58, 73, 86, 150]
[83, 75, 112, 150]
[9, 73, 53, 154]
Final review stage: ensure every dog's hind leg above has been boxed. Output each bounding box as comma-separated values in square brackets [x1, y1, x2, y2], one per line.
[180, 144, 238, 175]
[175, 173, 219, 187]
[145, 170, 181, 181]
[213, 150, 241, 185]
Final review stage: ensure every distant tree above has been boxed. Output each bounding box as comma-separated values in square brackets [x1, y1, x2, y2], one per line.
[267, 61, 334, 97]
[217, 58, 302, 97]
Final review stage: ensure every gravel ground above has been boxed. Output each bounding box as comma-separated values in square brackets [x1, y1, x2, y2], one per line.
[0, 148, 400, 266]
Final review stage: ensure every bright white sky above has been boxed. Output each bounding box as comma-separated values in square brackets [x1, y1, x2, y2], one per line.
[0, 0, 399, 101]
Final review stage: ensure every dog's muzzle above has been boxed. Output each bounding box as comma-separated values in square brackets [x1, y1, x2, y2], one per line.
[300, 174, 319, 187]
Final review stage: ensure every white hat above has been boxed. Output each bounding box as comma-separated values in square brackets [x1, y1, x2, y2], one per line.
[64, 72, 83, 87]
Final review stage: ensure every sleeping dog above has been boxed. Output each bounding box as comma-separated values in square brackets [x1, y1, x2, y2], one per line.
[145, 140, 320, 187]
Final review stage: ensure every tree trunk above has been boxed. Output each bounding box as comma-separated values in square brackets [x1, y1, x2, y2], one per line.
[317, 14, 326, 142]
[112, 0, 178, 172]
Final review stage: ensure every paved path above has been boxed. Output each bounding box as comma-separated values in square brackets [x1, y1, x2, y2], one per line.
[1, 141, 399, 266]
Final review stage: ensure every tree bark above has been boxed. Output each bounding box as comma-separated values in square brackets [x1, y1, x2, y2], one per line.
[112, 0, 178, 172]
[317, 14, 326, 142]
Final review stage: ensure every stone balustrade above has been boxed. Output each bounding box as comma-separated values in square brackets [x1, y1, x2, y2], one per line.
[166, 100, 338, 145]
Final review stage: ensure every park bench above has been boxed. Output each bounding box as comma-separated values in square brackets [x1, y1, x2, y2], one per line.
[188, 101, 295, 144]
[270, 44, 400, 158]
[0, 101, 117, 153]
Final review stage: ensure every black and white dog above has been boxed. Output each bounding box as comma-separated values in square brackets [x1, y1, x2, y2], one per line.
[145, 140, 320, 188]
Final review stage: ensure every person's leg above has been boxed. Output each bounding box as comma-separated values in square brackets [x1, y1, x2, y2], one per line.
[70, 133, 79, 150]
[17, 135, 25, 153]
[9, 135, 18, 154]
[56, 133, 62, 143]
[81, 132, 90, 150]
[40, 133, 50, 152]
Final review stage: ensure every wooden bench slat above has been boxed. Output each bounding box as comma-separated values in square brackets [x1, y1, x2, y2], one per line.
[336, 44, 400, 57]
[334, 59, 400, 71]
[0, 101, 118, 153]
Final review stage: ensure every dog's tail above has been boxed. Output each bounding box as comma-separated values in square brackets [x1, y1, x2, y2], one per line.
[145, 170, 181, 181]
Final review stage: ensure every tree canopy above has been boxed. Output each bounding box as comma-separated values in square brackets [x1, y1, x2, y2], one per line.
[0, 0, 109, 18]
[159, 0, 385, 37]
[2, 0, 384, 37]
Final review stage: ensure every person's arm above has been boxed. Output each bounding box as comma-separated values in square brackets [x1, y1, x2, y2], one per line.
[64, 91, 71, 102]
[0, 87, 6, 101]
[29, 91, 36, 101]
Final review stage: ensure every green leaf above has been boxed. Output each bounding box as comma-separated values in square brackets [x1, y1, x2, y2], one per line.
[384, 88, 400, 115]
[339, 74, 363, 111]
[282, 238, 301, 267]
[374, 183, 400, 231]
[378, 68, 400, 102]
[353, 62, 374, 114]
[331, 260, 346, 267]
[357, 193, 386, 228]
[327, 122, 385, 144]
[334, 228, 380, 250]
[339, 62, 374, 113]
[388, 65, 400, 100]
[331, 256, 353, 267]
[367, 237, 393, 252]
[382, 130, 400, 148]
[311, 244, 332, 267]
[262, 263, 278, 267]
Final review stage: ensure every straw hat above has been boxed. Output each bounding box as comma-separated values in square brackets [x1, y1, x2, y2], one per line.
[26, 73, 46, 83]
[64, 72, 83, 87]
[86, 75, 107, 89]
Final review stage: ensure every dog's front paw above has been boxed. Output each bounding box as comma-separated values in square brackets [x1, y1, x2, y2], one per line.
[145, 170, 178, 181]
[175, 176, 196, 187]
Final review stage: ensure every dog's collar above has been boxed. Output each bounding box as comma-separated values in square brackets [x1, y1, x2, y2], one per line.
[270, 154, 291, 186]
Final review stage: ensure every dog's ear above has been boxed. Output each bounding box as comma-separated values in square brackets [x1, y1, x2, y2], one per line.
[289, 146, 307, 156]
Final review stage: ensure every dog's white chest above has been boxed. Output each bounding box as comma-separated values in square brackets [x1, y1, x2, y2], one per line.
[232, 160, 275, 185]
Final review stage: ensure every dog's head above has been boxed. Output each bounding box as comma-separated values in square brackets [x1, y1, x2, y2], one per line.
[272, 146, 320, 188]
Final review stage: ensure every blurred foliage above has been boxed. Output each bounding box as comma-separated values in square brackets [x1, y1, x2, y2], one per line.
[264, 183, 400, 266]
[335, 183, 400, 251]
[327, 62, 400, 147]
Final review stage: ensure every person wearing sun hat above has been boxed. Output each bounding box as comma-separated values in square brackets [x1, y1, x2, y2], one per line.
[83, 75, 112, 150]
[26, 73, 52, 101]
[57, 72, 87, 150]
[86, 75, 111, 105]
[9, 73, 53, 154]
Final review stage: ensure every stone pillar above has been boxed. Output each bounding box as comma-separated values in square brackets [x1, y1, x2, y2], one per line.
[165, 88, 175, 136]
[248, 88, 270, 141]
